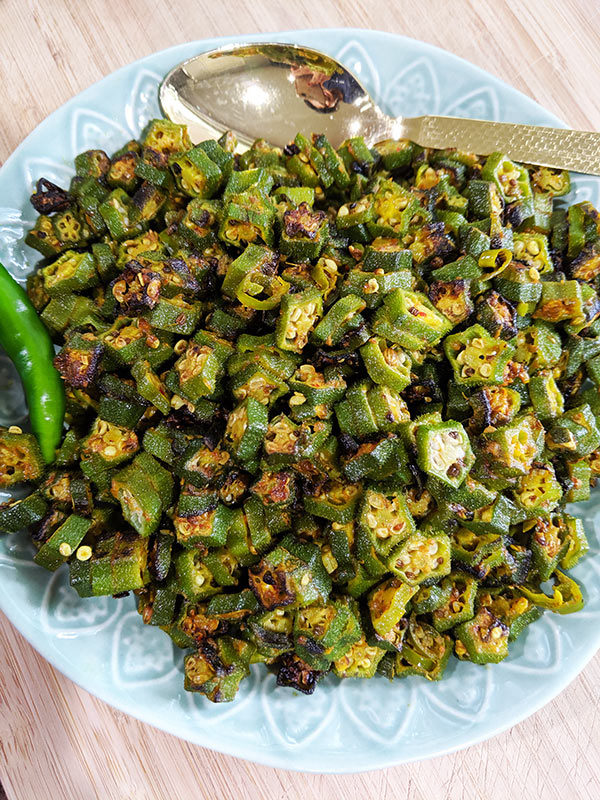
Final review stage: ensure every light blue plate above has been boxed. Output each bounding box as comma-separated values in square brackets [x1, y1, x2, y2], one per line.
[1, 28, 599, 773]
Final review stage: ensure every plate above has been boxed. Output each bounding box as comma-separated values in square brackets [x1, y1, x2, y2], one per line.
[1, 28, 599, 773]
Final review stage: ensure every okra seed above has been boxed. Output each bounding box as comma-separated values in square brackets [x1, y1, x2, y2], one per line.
[76, 546, 92, 561]
[59, 542, 72, 557]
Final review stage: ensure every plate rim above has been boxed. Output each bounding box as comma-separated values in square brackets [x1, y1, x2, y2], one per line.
[0, 27, 597, 774]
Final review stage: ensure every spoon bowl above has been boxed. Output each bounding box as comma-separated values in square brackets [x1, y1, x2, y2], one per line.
[160, 42, 393, 149]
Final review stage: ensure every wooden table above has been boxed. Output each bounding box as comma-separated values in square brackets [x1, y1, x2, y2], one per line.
[1, 1, 600, 797]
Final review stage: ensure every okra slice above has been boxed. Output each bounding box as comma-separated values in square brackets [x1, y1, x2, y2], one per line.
[245, 606, 294, 660]
[137, 576, 179, 627]
[111, 454, 172, 538]
[142, 119, 191, 165]
[525, 514, 570, 581]
[0, 429, 44, 488]
[26, 214, 68, 257]
[533, 280, 584, 323]
[515, 322, 561, 373]
[375, 289, 452, 350]
[206, 589, 259, 622]
[131, 360, 171, 414]
[99, 188, 146, 241]
[444, 323, 515, 386]
[75, 148, 110, 179]
[512, 463, 563, 516]
[33, 514, 92, 572]
[367, 577, 416, 642]
[111, 531, 151, 593]
[431, 573, 478, 632]
[275, 652, 326, 695]
[166, 338, 226, 403]
[0, 492, 47, 534]
[467, 386, 522, 433]
[411, 582, 453, 615]
[175, 549, 220, 601]
[342, 437, 398, 483]
[248, 534, 331, 611]
[311, 295, 366, 347]
[54, 332, 103, 390]
[454, 603, 510, 665]
[203, 548, 239, 587]
[335, 381, 379, 438]
[373, 138, 415, 170]
[184, 637, 253, 701]
[224, 397, 268, 464]
[304, 480, 362, 525]
[276, 289, 323, 353]
[173, 503, 231, 549]
[170, 146, 222, 198]
[367, 384, 410, 433]
[395, 616, 453, 681]
[388, 531, 451, 586]
[100, 317, 168, 368]
[286, 133, 334, 189]
[360, 337, 411, 392]
[481, 152, 532, 206]
[475, 290, 517, 340]
[333, 634, 386, 679]
[409, 221, 455, 266]
[41, 250, 98, 297]
[288, 363, 346, 407]
[293, 599, 356, 670]
[427, 473, 496, 512]
[262, 414, 302, 468]
[279, 202, 329, 261]
[546, 404, 600, 457]
[416, 421, 474, 489]
[250, 470, 295, 508]
[144, 293, 201, 335]
[530, 165, 570, 196]
[355, 488, 415, 577]
[219, 188, 276, 248]
[428, 278, 473, 325]
[450, 528, 506, 577]
[176, 440, 231, 488]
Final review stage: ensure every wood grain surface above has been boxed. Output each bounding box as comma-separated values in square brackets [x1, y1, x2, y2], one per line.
[1, 1, 600, 797]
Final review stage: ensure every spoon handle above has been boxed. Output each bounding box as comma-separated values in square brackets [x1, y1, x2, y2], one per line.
[400, 115, 600, 175]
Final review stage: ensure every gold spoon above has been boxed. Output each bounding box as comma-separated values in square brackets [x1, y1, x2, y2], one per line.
[160, 41, 600, 174]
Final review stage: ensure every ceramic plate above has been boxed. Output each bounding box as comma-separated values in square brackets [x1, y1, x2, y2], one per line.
[1, 28, 599, 773]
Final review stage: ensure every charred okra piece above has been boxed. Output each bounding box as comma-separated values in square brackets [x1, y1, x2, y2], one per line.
[248, 534, 332, 610]
[184, 637, 254, 701]
[0, 429, 45, 488]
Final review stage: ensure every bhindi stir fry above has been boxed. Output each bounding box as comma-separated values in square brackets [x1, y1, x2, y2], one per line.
[1, 119, 598, 701]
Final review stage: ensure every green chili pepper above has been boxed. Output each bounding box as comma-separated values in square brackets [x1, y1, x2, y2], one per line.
[0, 263, 65, 462]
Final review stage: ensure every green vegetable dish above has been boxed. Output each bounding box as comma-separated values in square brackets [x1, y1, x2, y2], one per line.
[2, 118, 599, 702]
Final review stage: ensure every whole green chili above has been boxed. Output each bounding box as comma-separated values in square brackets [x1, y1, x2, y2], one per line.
[0, 262, 65, 461]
